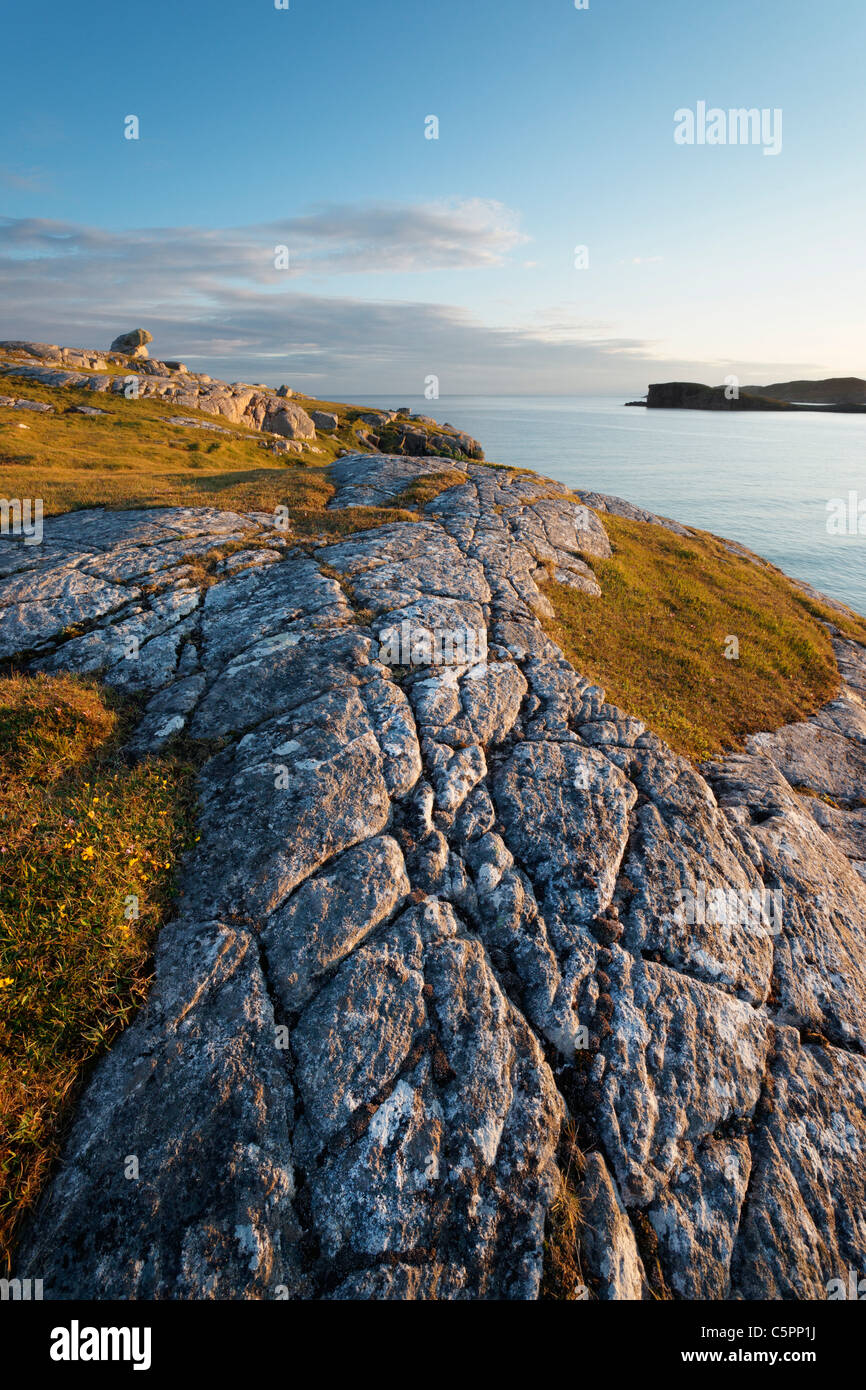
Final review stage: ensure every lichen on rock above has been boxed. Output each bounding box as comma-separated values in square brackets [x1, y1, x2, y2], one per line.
[4, 452, 865, 1301]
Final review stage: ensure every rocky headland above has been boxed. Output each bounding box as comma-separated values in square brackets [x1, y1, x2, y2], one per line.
[2, 341, 866, 1301]
[635, 379, 866, 413]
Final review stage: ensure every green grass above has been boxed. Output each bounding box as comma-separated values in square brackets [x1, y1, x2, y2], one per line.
[0, 673, 200, 1271]
[542, 512, 866, 761]
[0, 375, 470, 537]
[0, 372, 352, 513]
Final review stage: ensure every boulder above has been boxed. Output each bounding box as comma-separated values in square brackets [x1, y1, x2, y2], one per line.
[265, 401, 316, 441]
[311, 409, 339, 432]
[109, 328, 153, 359]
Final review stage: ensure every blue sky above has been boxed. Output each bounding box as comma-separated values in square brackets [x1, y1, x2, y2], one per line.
[2, 0, 864, 394]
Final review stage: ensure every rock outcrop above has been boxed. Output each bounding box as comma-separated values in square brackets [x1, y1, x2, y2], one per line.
[0, 342, 485, 459]
[109, 328, 153, 359]
[3, 454, 865, 1301]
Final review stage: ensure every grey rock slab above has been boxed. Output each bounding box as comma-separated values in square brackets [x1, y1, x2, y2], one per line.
[34, 507, 193, 552]
[341, 545, 490, 610]
[578, 1152, 650, 1300]
[834, 637, 866, 700]
[261, 835, 411, 1012]
[373, 596, 488, 662]
[190, 628, 374, 740]
[748, 718, 866, 807]
[0, 565, 138, 660]
[515, 497, 612, 560]
[751, 807, 866, 1049]
[303, 898, 563, 1297]
[80, 535, 243, 585]
[645, 1136, 752, 1299]
[360, 674, 423, 797]
[423, 737, 487, 813]
[459, 660, 527, 745]
[492, 739, 638, 947]
[470, 862, 591, 1058]
[126, 675, 208, 755]
[292, 918, 428, 1155]
[308, 1058, 445, 1264]
[33, 591, 200, 684]
[420, 923, 564, 1298]
[711, 751, 866, 1049]
[315, 521, 446, 576]
[598, 948, 769, 1206]
[730, 1027, 866, 1299]
[579, 490, 691, 536]
[328, 454, 458, 509]
[619, 791, 775, 1004]
[185, 688, 392, 919]
[803, 796, 866, 860]
[14, 920, 307, 1299]
[196, 550, 350, 675]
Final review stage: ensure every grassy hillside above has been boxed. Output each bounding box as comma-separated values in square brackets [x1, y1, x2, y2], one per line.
[543, 511, 866, 761]
[0, 374, 465, 536]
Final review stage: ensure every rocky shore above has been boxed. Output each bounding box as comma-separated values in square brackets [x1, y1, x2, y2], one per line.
[3, 443, 866, 1301]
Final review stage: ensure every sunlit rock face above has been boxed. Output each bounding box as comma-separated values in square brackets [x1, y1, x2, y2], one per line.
[5, 454, 865, 1301]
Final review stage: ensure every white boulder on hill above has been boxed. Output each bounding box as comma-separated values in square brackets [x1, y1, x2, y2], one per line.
[109, 327, 153, 359]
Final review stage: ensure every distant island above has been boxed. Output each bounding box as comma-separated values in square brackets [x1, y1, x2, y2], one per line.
[626, 377, 866, 413]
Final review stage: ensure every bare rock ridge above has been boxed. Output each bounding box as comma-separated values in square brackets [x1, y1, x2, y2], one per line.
[0, 337, 484, 461]
[3, 454, 865, 1301]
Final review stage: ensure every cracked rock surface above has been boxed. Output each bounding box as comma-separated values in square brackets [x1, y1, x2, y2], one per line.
[4, 456, 865, 1300]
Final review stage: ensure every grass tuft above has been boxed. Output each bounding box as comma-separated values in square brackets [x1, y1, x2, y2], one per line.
[540, 1119, 588, 1300]
[0, 673, 199, 1269]
[542, 513, 866, 761]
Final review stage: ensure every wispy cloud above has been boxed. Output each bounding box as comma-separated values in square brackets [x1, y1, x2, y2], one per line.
[0, 210, 822, 394]
[0, 166, 51, 193]
[0, 199, 527, 284]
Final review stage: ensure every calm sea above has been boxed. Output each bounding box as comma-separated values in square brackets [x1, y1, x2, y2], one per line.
[354, 395, 866, 616]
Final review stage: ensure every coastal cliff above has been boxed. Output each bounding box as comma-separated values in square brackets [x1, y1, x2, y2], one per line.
[644, 380, 866, 413]
[2, 342, 865, 1301]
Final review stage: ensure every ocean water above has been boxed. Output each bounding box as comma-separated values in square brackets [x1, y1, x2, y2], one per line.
[353, 395, 866, 616]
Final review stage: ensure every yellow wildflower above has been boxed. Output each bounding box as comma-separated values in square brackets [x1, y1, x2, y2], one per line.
[81, 846, 95, 862]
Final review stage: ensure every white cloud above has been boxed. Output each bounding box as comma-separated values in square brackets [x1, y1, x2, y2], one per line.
[0, 211, 820, 394]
